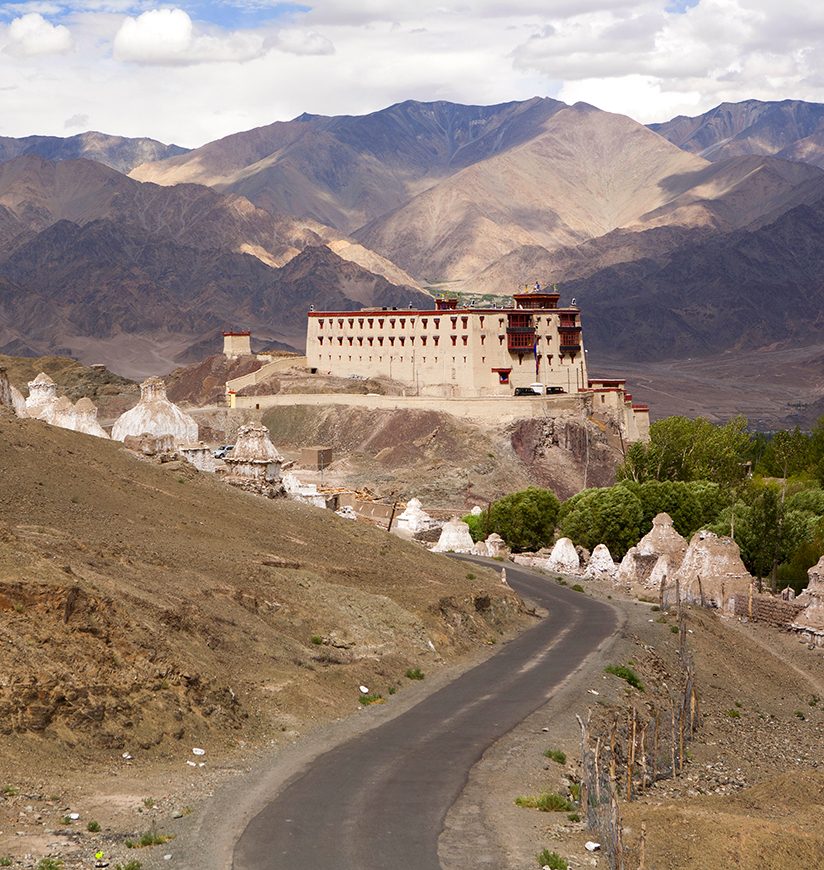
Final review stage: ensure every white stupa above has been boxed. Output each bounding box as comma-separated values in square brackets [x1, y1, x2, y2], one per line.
[25, 372, 58, 418]
[584, 544, 617, 580]
[111, 377, 197, 444]
[395, 498, 438, 534]
[432, 518, 475, 554]
[546, 537, 581, 573]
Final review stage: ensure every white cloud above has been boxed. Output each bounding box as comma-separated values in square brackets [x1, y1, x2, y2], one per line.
[112, 8, 265, 65]
[271, 28, 334, 56]
[5, 12, 72, 56]
[64, 111, 89, 128]
[1, 0, 824, 143]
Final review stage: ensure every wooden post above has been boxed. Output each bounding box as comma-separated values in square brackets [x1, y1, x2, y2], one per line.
[670, 697, 677, 777]
[639, 821, 647, 870]
[593, 735, 602, 807]
[652, 711, 659, 784]
[639, 718, 648, 792]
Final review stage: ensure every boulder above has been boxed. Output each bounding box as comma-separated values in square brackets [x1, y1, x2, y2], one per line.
[432, 517, 475, 554]
[584, 544, 617, 580]
[547, 537, 580, 574]
[665, 530, 752, 614]
[112, 377, 197, 445]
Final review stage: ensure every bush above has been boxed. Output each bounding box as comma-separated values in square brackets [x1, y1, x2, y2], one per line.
[462, 512, 486, 543]
[543, 748, 566, 764]
[405, 668, 425, 680]
[125, 828, 173, 849]
[605, 664, 644, 691]
[571, 584, 584, 593]
[537, 849, 568, 869]
[87, 820, 101, 832]
[515, 792, 573, 812]
[560, 487, 643, 558]
[36, 861, 63, 870]
[484, 487, 560, 552]
[358, 693, 384, 706]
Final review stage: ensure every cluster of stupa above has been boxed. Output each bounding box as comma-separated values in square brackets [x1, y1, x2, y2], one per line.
[1, 370, 110, 438]
[429, 514, 510, 559]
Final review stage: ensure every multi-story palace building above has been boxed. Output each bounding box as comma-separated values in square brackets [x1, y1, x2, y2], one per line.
[306, 284, 592, 397]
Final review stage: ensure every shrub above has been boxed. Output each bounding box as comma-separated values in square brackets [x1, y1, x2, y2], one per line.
[670, 624, 679, 634]
[358, 693, 384, 706]
[87, 820, 101, 832]
[724, 709, 741, 718]
[405, 668, 425, 680]
[310, 635, 323, 645]
[125, 828, 173, 849]
[543, 748, 566, 764]
[567, 782, 581, 802]
[536, 849, 568, 869]
[484, 488, 560, 552]
[2, 785, 18, 797]
[0, 858, 12, 867]
[462, 512, 486, 543]
[571, 584, 584, 593]
[36, 861, 64, 870]
[142, 797, 155, 809]
[566, 812, 580, 822]
[604, 665, 644, 691]
[515, 792, 573, 812]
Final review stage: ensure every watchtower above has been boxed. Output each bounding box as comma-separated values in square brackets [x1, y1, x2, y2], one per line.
[223, 331, 252, 358]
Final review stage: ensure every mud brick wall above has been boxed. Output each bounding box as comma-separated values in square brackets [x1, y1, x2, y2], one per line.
[733, 593, 804, 627]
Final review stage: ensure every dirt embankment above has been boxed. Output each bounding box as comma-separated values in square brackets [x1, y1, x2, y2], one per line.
[446, 574, 824, 870]
[259, 404, 620, 508]
[0, 410, 525, 866]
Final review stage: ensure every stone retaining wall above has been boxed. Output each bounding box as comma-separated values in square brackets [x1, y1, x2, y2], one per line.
[732, 592, 805, 628]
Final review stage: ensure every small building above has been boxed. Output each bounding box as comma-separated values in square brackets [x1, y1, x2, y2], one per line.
[300, 446, 334, 470]
[223, 331, 252, 359]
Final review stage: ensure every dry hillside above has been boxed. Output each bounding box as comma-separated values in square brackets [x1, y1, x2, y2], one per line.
[0, 410, 523, 776]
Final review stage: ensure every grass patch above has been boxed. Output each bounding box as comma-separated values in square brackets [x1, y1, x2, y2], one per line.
[556, 578, 567, 586]
[125, 828, 174, 849]
[0, 858, 12, 867]
[2, 785, 18, 797]
[670, 624, 679, 634]
[466, 572, 476, 580]
[310, 635, 323, 645]
[568, 782, 581, 802]
[60, 815, 72, 825]
[358, 693, 384, 706]
[604, 664, 644, 691]
[724, 709, 741, 718]
[515, 792, 574, 812]
[651, 605, 660, 612]
[571, 584, 584, 593]
[543, 748, 566, 764]
[537, 849, 568, 869]
[405, 668, 425, 680]
[795, 710, 806, 720]
[36, 861, 63, 870]
[87, 820, 101, 832]
[566, 812, 580, 822]
[115, 862, 143, 870]
[142, 797, 155, 809]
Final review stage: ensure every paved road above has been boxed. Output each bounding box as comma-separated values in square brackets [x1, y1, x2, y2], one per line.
[233, 561, 617, 870]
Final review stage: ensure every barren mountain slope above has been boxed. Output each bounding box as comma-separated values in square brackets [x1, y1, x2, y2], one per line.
[355, 103, 709, 282]
[649, 98, 824, 163]
[0, 410, 522, 768]
[130, 98, 567, 232]
[567, 191, 824, 362]
[0, 130, 188, 173]
[0, 221, 426, 375]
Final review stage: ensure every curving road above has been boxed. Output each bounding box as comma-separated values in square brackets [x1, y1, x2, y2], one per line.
[233, 560, 617, 870]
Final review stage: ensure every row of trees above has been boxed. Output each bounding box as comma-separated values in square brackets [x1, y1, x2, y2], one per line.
[466, 416, 824, 592]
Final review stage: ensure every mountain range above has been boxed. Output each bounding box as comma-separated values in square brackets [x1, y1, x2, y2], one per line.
[2, 97, 824, 417]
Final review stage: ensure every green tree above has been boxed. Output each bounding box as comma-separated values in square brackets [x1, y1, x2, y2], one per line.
[559, 487, 643, 558]
[756, 428, 813, 478]
[461, 512, 485, 543]
[484, 487, 560, 552]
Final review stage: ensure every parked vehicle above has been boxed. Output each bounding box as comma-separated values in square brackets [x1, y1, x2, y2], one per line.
[212, 444, 235, 459]
[514, 387, 541, 396]
[546, 386, 565, 394]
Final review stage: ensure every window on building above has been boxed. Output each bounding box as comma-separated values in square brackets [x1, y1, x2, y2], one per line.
[450, 316, 458, 329]
[480, 335, 486, 345]
[337, 337, 343, 345]
[461, 335, 468, 345]
[390, 318, 396, 328]
[318, 336, 324, 345]
[347, 337, 353, 345]
[498, 335, 505, 345]
[348, 318, 354, 327]
[368, 337, 374, 345]
[358, 318, 364, 327]
[368, 318, 374, 327]
[422, 318, 428, 328]
[358, 337, 363, 345]
[319, 319, 325, 328]
[421, 336, 427, 346]
[389, 337, 395, 345]
[450, 335, 457, 345]
[433, 336, 440, 346]
[400, 318, 406, 327]
[379, 318, 384, 327]
[461, 316, 468, 328]
[399, 337, 405, 345]
[378, 337, 384, 345]
[479, 316, 485, 327]
[338, 318, 344, 328]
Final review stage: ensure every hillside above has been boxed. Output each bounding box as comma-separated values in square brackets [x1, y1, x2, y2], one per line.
[649, 99, 824, 165]
[0, 130, 188, 173]
[0, 408, 521, 766]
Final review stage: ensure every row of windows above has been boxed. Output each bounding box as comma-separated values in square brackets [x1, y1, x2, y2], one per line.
[315, 314, 578, 331]
[320, 354, 559, 367]
[315, 333, 569, 348]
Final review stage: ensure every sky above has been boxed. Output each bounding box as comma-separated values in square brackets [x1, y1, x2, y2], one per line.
[0, 0, 822, 147]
